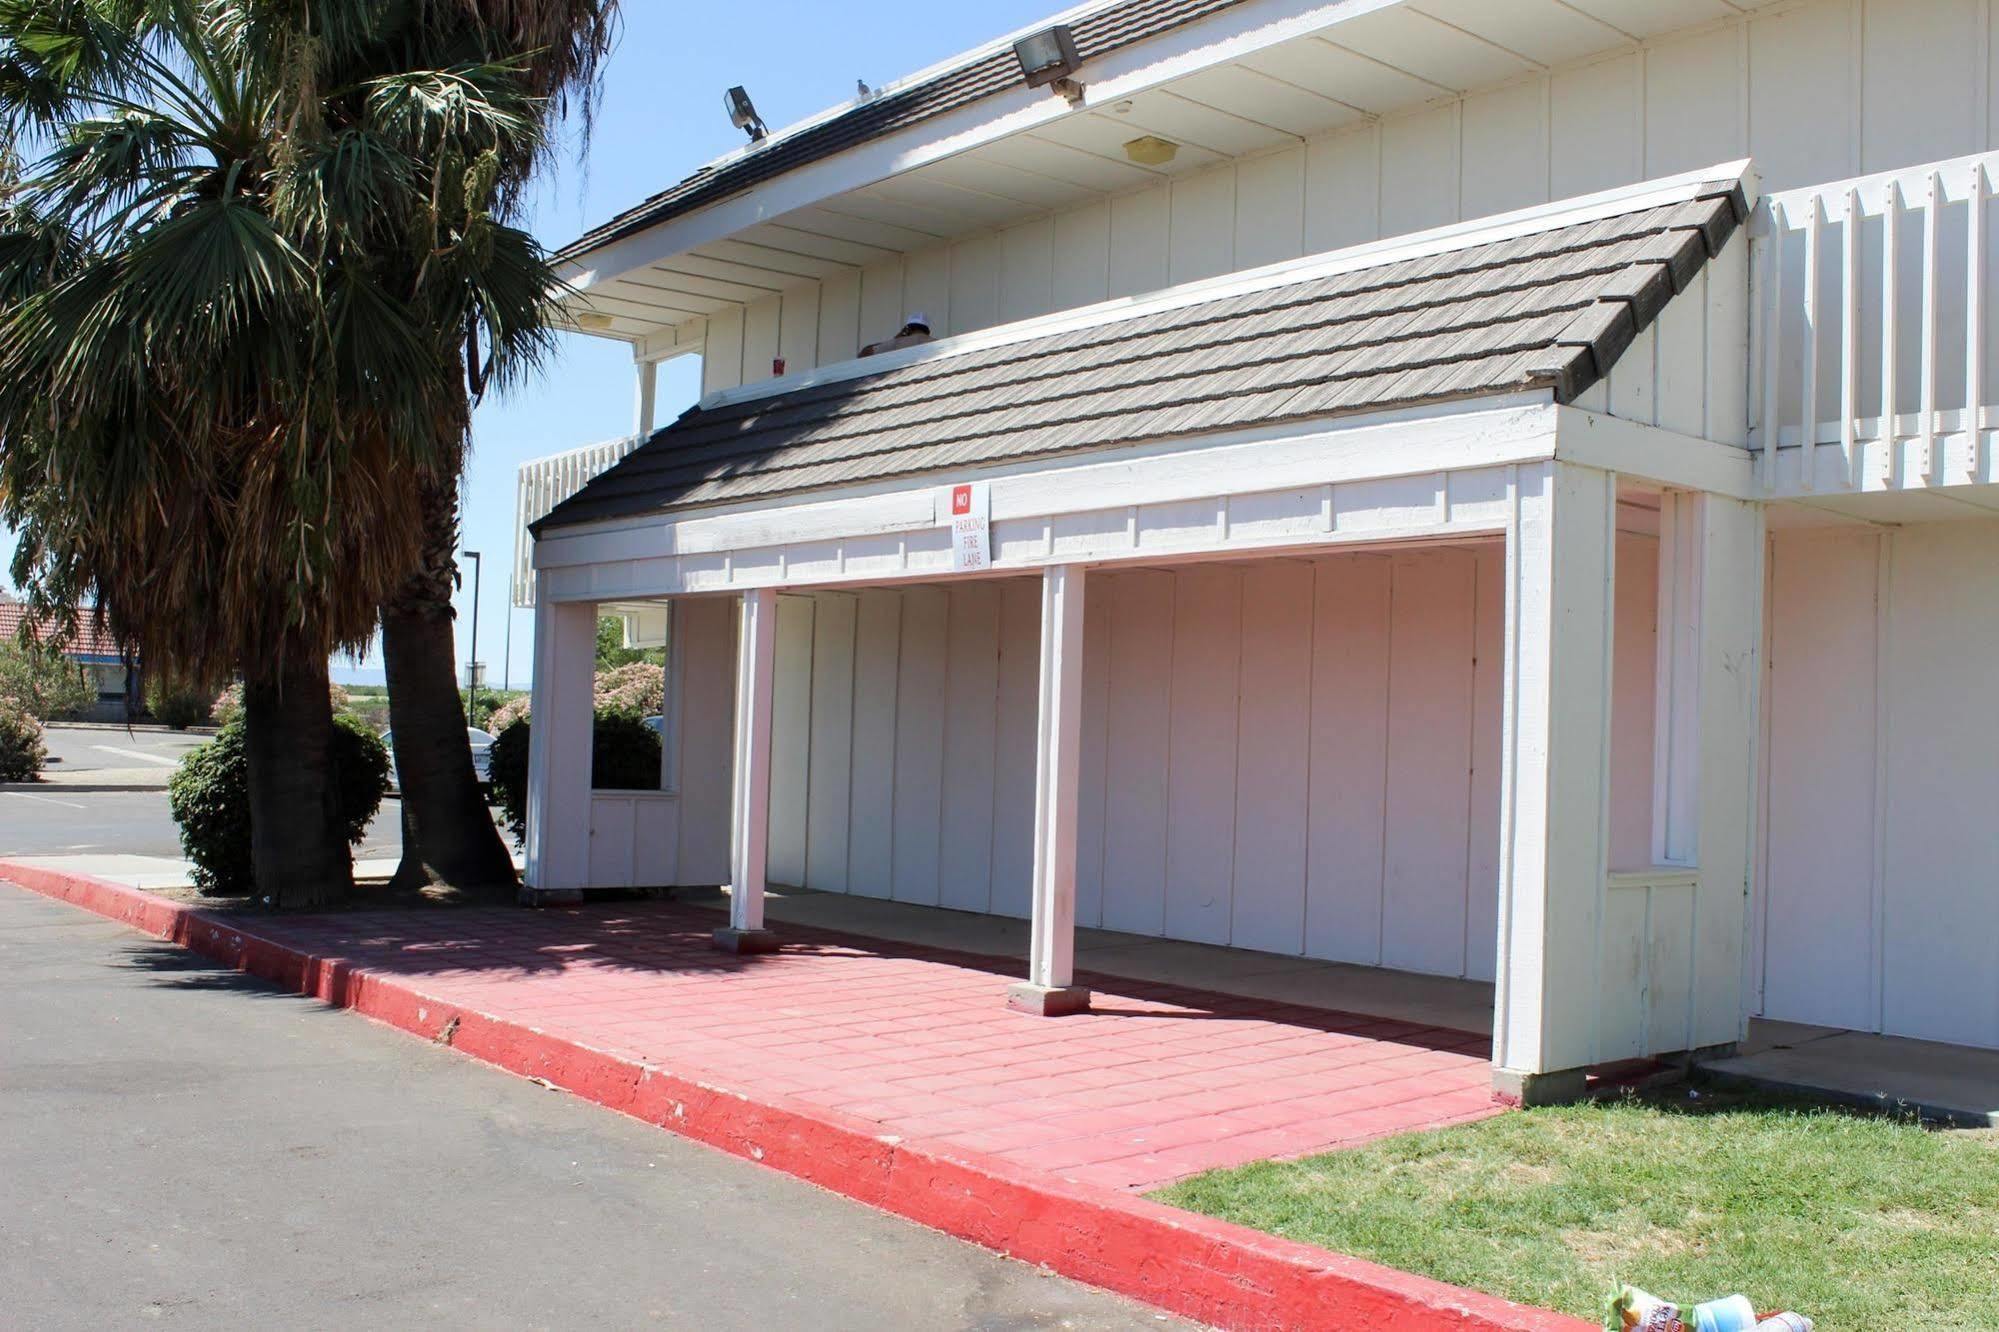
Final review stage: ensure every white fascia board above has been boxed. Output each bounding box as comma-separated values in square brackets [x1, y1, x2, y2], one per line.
[695, 158, 1755, 412]
[1553, 408, 1758, 500]
[560, 0, 1405, 295]
[531, 394, 1556, 583]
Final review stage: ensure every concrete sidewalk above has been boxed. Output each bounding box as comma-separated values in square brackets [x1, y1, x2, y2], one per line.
[1704, 1020, 1999, 1127]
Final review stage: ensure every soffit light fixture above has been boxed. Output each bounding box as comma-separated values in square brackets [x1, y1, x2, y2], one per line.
[1123, 135, 1178, 167]
[1013, 24, 1085, 104]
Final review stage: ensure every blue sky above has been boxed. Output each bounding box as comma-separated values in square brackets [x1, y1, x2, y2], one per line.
[2, 0, 1055, 687]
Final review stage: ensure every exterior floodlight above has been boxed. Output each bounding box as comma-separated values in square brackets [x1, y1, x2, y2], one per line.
[724, 85, 768, 142]
[1013, 24, 1082, 95]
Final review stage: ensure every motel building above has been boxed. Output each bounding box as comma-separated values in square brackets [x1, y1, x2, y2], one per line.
[518, 0, 1999, 1102]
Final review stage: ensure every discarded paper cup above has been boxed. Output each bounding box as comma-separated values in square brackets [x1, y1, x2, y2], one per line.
[1692, 1295, 1759, 1332]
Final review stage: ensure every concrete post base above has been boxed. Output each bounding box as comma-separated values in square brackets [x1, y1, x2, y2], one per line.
[712, 927, 780, 956]
[1491, 1065, 1588, 1107]
[1006, 982, 1092, 1016]
[518, 886, 586, 907]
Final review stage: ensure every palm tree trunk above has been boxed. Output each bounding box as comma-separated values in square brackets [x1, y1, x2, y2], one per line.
[243, 642, 352, 909]
[380, 472, 517, 896]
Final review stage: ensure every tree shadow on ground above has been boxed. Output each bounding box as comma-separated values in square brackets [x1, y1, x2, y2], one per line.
[125, 896, 1481, 1056]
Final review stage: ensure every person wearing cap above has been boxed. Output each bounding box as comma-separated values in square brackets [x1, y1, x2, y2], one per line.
[860, 311, 933, 357]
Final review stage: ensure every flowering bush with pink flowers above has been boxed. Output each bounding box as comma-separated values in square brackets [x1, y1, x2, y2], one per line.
[211, 679, 351, 727]
[486, 661, 663, 732]
[486, 692, 531, 731]
[592, 662, 664, 718]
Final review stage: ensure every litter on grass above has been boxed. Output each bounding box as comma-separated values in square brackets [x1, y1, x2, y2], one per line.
[1609, 1285, 1813, 1332]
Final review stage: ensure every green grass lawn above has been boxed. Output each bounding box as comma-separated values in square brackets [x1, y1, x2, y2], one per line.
[1154, 1086, 1999, 1330]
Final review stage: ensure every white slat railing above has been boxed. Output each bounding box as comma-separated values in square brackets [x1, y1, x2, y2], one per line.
[1751, 150, 1999, 491]
[511, 435, 643, 607]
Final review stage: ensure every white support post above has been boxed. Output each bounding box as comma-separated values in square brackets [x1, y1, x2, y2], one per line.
[715, 586, 780, 955]
[1008, 564, 1091, 1016]
[522, 586, 597, 904]
[1492, 462, 1617, 1102]
[1691, 494, 1765, 1052]
[633, 356, 660, 438]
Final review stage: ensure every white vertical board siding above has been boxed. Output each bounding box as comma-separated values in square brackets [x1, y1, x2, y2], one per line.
[1229, 561, 1314, 954]
[902, 247, 951, 339]
[1380, 549, 1477, 976]
[1167, 167, 1237, 285]
[700, 305, 744, 396]
[847, 590, 901, 898]
[1379, 105, 1460, 238]
[989, 580, 1042, 919]
[1304, 555, 1393, 964]
[891, 587, 948, 905]
[1100, 570, 1175, 935]
[671, 596, 736, 886]
[1760, 519, 1999, 1049]
[815, 270, 861, 366]
[1234, 147, 1306, 270]
[1074, 590, 1114, 928]
[937, 583, 1001, 913]
[586, 793, 680, 888]
[1761, 529, 1880, 1031]
[999, 218, 1056, 325]
[1164, 567, 1243, 945]
[684, 0, 1999, 398]
[804, 592, 857, 894]
[1108, 188, 1170, 298]
[761, 548, 1606, 980]
[1875, 521, 1999, 1047]
[1053, 202, 1112, 309]
[1609, 532, 1661, 870]
[766, 595, 814, 885]
[858, 259, 905, 350]
[742, 295, 780, 386]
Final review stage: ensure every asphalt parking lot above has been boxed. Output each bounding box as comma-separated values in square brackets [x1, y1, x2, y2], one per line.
[2, 726, 404, 862]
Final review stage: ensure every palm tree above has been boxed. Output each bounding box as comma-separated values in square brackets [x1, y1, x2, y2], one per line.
[0, 0, 562, 905]
[363, 0, 617, 898]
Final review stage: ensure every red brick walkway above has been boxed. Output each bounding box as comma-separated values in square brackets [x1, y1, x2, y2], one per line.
[245, 900, 1499, 1191]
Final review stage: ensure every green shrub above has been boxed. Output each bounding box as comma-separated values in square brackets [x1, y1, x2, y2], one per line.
[146, 678, 213, 730]
[0, 641, 95, 720]
[0, 701, 46, 780]
[487, 713, 663, 846]
[488, 718, 529, 842]
[167, 715, 391, 896]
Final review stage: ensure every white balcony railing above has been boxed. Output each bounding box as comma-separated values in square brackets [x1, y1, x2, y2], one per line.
[1752, 150, 1999, 492]
[511, 435, 643, 607]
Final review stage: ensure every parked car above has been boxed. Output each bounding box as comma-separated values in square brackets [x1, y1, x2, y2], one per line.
[381, 727, 495, 794]
[641, 714, 663, 736]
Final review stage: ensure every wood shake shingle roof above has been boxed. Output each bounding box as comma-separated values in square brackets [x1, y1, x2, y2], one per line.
[537, 180, 1746, 534]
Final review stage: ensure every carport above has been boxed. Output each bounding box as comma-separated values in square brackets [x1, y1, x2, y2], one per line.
[523, 170, 1763, 1099]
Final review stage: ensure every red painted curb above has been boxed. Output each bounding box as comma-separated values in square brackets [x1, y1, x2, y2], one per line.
[4, 862, 1591, 1332]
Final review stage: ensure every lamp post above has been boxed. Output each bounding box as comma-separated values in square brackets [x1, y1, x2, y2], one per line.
[462, 550, 482, 720]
